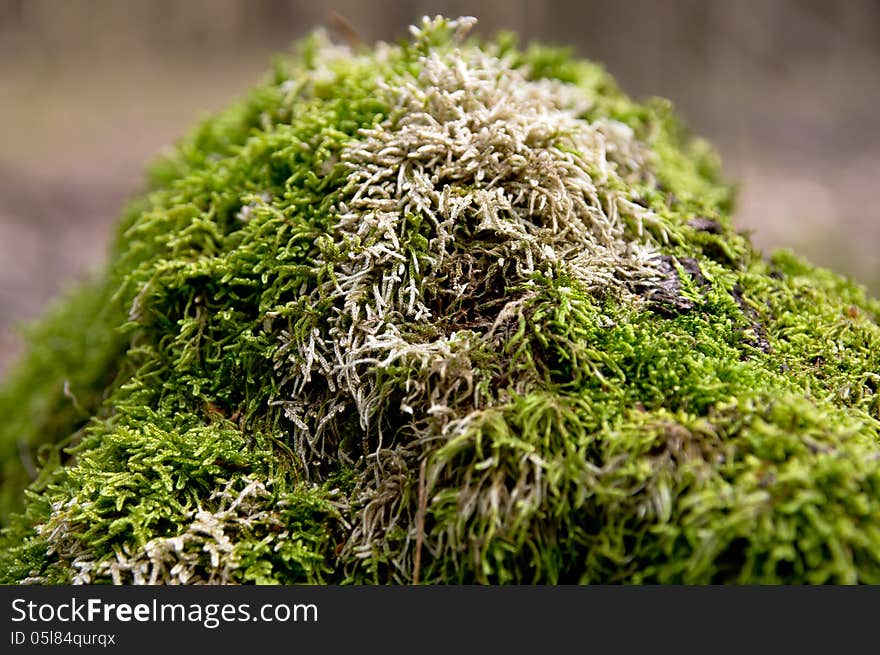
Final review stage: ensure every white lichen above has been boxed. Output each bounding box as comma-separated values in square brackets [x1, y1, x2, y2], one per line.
[39, 478, 288, 585]
[270, 17, 670, 575]
[278, 16, 665, 469]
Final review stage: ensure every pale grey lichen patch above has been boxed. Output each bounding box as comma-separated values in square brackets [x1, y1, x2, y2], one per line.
[277, 17, 666, 461]
[271, 17, 672, 574]
[37, 478, 313, 585]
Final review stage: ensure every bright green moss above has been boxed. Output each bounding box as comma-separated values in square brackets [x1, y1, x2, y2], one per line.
[1, 16, 879, 584]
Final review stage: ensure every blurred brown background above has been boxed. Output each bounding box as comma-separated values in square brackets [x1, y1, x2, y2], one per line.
[2, 0, 879, 374]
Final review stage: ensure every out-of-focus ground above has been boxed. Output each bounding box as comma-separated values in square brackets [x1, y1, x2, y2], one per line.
[1, 0, 879, 375]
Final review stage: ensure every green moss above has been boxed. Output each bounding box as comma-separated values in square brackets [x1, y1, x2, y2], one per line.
[0, 278, 128, 525]
[1, 16, 879, 584]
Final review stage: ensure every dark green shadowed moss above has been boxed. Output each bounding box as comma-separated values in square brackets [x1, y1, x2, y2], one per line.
[1, 16, 879, 584]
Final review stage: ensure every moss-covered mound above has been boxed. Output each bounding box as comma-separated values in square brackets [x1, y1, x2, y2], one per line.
[2, 16, 880, 584]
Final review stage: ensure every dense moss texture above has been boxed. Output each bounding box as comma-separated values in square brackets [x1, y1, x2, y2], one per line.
[2, 17, 880, 584]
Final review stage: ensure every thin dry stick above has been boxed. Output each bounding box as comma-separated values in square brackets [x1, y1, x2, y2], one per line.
[17, 437, 36, 480]
[413, 458, 428, 585]
[326, 10, 364, 49]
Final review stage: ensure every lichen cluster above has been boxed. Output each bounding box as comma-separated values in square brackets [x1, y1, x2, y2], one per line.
[1, 16, 880, 584]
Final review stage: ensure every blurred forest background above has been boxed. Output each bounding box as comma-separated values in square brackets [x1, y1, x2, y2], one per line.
[1, 0, 879, 374]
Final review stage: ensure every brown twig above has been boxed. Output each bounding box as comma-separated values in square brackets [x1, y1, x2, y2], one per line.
[413, 457, 428, 585]
[326, 10, 364, 49]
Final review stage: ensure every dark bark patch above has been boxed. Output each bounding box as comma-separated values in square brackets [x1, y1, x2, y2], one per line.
[731, 284, 772, 355]
[687, 216, 723, 234]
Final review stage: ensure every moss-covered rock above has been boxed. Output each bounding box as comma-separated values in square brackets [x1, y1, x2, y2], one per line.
[2, 16, 879, 584]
